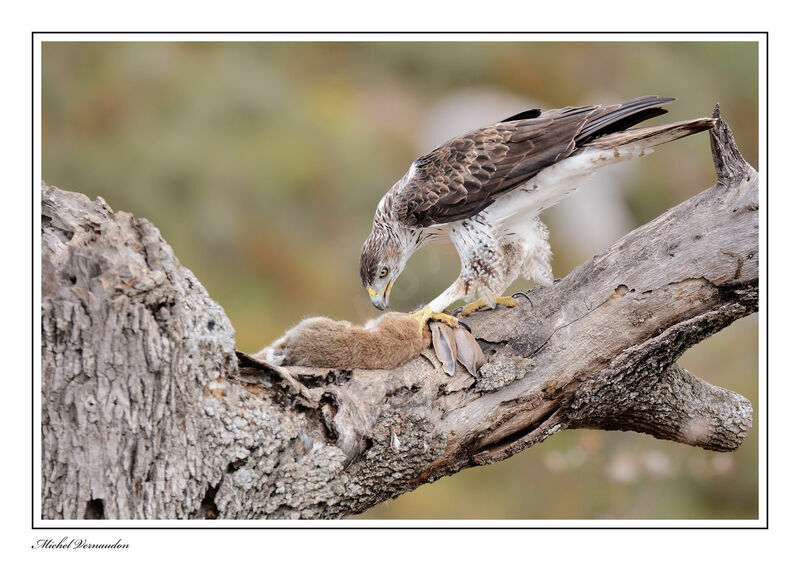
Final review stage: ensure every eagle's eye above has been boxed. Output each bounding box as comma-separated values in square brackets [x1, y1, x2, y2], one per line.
[378, 267, 388, 279]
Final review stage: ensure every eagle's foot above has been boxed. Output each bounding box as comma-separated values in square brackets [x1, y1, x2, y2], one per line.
[493, 295, 520, 308]
[410, 305, 459, 335]
[457, 295, 520, 317]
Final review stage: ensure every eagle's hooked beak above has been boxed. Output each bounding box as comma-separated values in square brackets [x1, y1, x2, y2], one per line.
[368, 279, 393, 310]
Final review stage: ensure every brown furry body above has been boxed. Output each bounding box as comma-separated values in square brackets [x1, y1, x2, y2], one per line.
[257, 312, 431, 370]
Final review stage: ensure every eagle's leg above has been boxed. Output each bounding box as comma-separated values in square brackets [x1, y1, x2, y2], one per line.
[457, 295, 519, 317]
[444, 217, 515, 318]
[409, 305, 459, 335]
[414, 277, 466, 334]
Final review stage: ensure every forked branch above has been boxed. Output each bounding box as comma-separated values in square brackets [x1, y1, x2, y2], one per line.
[41, 110, 757, 519]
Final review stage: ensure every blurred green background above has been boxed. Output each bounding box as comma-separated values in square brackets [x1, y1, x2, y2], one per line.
[42, 40, 758, 519]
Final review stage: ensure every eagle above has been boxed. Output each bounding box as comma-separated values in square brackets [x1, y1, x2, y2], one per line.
[359, 96, 714, 332]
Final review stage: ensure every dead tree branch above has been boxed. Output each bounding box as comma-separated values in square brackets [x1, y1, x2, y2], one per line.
[41, 110, 757, 519]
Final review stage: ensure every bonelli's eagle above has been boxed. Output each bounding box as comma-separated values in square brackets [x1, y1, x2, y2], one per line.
[359, 96, 714, 330]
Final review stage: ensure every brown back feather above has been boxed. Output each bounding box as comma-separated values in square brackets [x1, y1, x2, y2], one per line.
[391, 96, 676, 228]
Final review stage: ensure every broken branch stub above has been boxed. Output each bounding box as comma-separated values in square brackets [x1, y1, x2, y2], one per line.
[40, 109, 757, 519]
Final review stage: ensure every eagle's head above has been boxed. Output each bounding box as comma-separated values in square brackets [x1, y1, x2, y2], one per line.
[360, 225, 408, 310]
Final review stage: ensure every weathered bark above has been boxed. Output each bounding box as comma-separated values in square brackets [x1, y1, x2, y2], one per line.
[41, 110, 757, 519]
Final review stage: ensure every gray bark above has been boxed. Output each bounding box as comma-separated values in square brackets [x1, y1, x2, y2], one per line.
[41, 109, 757, 520]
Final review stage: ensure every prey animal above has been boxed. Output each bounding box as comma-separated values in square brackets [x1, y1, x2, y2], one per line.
[359, 96, 714, 332]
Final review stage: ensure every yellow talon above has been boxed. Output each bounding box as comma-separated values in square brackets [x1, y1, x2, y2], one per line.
[458, 298, 486, 317]
[494, 296, 519, 308]
[410, 305, 459, 334]
[458, 295, 519, 317]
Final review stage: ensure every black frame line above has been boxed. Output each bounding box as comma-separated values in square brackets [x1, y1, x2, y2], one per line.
[32, 30, 768, 531]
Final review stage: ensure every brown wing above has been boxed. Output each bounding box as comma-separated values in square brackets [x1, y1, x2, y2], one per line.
[391, 96, 674, 228]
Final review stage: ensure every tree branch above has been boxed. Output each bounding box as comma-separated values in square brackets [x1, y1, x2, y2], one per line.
[40, 111, 757, 519]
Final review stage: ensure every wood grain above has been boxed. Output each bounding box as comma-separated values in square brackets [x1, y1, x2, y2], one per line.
[40, 111, 757, 519]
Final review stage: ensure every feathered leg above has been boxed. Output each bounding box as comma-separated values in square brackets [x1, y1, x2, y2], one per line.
[519, 216, 554, 287]
[428, 217, 514, 316]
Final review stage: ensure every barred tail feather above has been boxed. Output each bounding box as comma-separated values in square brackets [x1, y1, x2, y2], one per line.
[583, 117, 716, 152]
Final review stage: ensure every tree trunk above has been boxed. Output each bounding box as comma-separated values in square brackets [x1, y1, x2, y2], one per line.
[40, 109, 757, 520]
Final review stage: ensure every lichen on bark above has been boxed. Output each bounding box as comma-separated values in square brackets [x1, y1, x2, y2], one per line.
[41, 112, 757, 519]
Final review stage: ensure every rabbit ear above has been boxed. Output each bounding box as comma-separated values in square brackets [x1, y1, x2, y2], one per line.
[453, 326, 486, 377]
[430, 322, 457, 376]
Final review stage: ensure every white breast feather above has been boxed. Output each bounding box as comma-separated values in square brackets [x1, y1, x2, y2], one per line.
[486, 144, 654, 227]
[482, 144, 655, 290]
